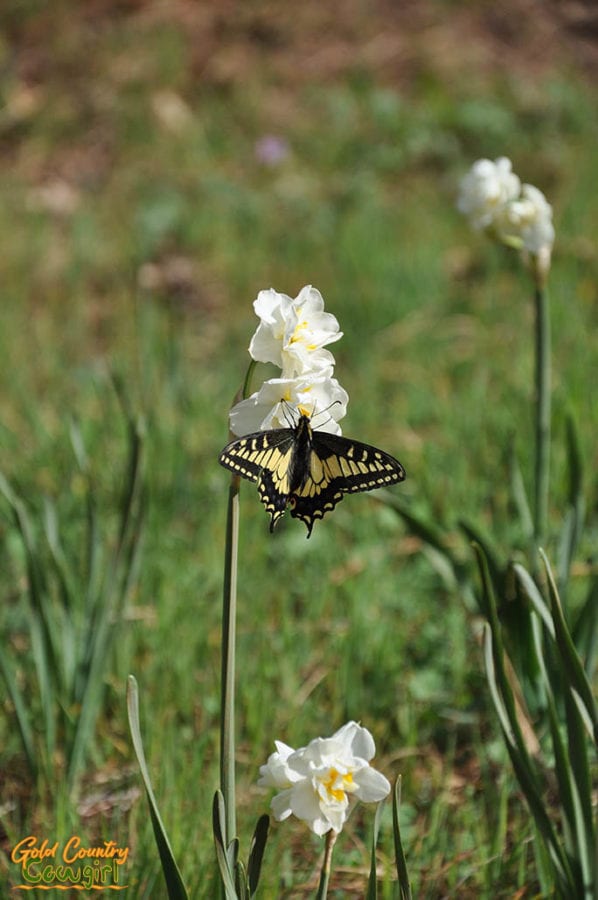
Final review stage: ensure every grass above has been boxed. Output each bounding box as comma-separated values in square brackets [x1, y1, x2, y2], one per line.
[1, 3, 597, 896]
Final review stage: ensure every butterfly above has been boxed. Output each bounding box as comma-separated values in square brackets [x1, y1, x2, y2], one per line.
[219, 413, 406, 537]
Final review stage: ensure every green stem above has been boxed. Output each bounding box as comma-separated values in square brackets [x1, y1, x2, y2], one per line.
[242, 359, 257, 401]
[220, 476, 240, 845]
[218, 366, 256, 849]
[533, 283, 551, 551]
[316, 830, 338, 899]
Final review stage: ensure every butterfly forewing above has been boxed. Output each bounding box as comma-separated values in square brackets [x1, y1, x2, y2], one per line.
[311, 432, 406, 492]
[219, 428, 295, 483]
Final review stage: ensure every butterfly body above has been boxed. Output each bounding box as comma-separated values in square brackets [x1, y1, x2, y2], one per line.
[219, 414, 406, 537]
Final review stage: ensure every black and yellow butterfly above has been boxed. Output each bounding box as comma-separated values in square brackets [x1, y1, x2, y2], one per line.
[219, 414, 406, 537]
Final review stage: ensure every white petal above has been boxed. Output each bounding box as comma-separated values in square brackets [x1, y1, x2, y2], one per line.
[228, 372, 348, 437]
[257, 741, 299, 788]
[253, 288, 292, 325]
[293, 284, 325, 314]
[457, 157, 521, 230]
[353, 766, 391, 802]
[288, 780, 332, 835]
[249, 322, 284, 367]
[228, 394, 265, 437]
[320, 799, 349, 834]
[329, 722, 369, 760]
[248, 285, 342, 377]
[270, 788, 295, 822]
[249, 289, 292, 365]
[300, 737, 341, 770]
[279, 345, 337, 378]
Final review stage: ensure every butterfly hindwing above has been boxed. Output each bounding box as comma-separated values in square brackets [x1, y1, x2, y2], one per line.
[219, 416, 405, 536]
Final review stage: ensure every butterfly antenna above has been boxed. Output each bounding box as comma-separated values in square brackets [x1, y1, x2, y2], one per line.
[311, 400, 342, 429]
[279, 399, 297, 428]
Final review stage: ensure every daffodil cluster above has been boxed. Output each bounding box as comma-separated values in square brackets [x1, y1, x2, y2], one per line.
[457, 157, 555, 265]
[229, 286, 348, 437]
[258, 722, 390, 837]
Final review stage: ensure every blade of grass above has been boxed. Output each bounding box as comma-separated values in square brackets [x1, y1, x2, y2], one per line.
[563, 689, 594, 898]
[530, 616, 578, 859]
[42, 498, 78, 695]
[366, 798, 385, 899]
[482, 624, 574, 894]
[69, 410, 146, 785]
[540, 550, 598, 746]
[127, 675, 188, 900]
[392, 777, 412, 900]
[67, 614, 115, 789]
[476, 544, 576, 892]
[512, 563, 554, 636]
[380, 492, 470, 598]
[70, 419, 104, 619]
[0, 647, 36, 775]
[459, 519, 503, 595]
[508, 441, 534, 541]
[0, 473, 56, 781]
[572, 577, 598, 682]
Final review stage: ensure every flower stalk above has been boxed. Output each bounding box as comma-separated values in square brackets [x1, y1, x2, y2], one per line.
[316, 830, 338, 900]
[220, 475, 240, 844]
[533, 282, 551, 552]
[457, 157, 555, 557]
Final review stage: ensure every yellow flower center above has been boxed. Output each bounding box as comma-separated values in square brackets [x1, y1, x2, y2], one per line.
[322, 768, 353, 802]
[289, 319, 308, 344]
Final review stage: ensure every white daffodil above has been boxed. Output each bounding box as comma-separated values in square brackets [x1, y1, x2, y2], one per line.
[495, 183, 555, 256]
[228, 370, 349, 437]
[258, 722, 391, 837]
[457, 157, 521, 231]
[249, 285, 343, 377]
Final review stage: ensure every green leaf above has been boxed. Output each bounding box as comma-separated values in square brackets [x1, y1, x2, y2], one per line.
[366, 798, 385, 899]
[0, 472, 57, 777]
[557, 414, 585, 597]
[482, 625, 574, 894]
[126, 675, 188, 900]
[234, 856, 247, 900]
[476, 546, 576, 892]
[508, 442, 534, 540]
[67, 613, 114, 789]
[512, 563, 554, 636]
[247, 815, 269, 897]
[564, 413, 583, 503]
[540, 551, 598, 747]
[380, 492, 469, 597]
[459, 520, 503, 618]
[572, 578, 598, 682]
[392, 777, 412, 900]
[563, 690, 594, 896]
[530, 617, 578, 857]
[212, 791, 239, 900]
[0, 646, 36, 776]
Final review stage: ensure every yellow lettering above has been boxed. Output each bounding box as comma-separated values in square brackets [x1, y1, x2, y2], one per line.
[63, 836, 82, 864]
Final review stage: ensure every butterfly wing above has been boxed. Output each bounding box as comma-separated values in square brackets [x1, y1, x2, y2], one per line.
[219, 428, 296, 530]
[289, 432, 406, 536]
[219, 423, 406, 537]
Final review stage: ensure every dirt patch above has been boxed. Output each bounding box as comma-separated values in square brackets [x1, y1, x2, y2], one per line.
[4, 0, 598, 91]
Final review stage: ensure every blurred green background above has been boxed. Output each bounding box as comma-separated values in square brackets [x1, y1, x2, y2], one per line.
[0, 1, 597, 896]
